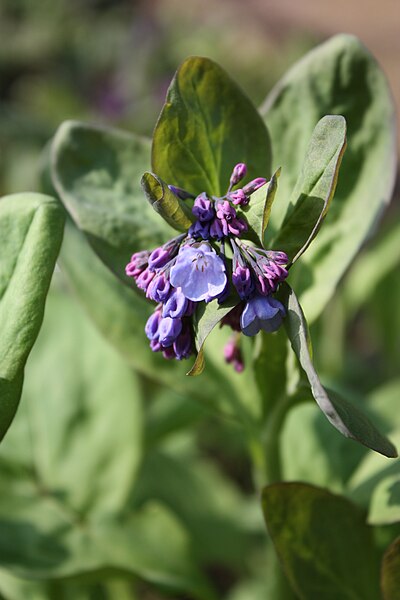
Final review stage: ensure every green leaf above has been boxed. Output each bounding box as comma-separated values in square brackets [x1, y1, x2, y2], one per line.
[51, 120, 172, 284]
[0, 193, 64, 441]
[270, 115, 346, 264]
[0, 290, 211, 598]
[141, 171, 194, 231]
[343, 221, 400, 317]
[132, 450, 252, 569]
[281, 402, 367, 492]
[348, 430, 400, 509]
[280, 282, 397, 457]
[238, 168, 280, 246]
[381, 537, 400, 600]
[262, 483, 381, 600]
[152, 56, 271, 197]
[369, 473, 400, 525]
[261, 34, 397, 322]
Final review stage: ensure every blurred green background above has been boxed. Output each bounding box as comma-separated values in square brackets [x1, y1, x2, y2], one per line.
[1, 1, 399, 598]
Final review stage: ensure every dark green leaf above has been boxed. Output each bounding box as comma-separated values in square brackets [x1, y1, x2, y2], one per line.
[381, 537, 400, 600]
[0, 290, 211, 598]
[238, 168, 280, 246]
[261, 34, 397, 321]
[281, 402, 367, 492]
[152, 56, 271, 197]
[51, 120, 172, 284]
[141, 171, 194, 231]
[271, 115, 346, 263]
[0, 193, 64, 440]
[262, 482, 380, 600]
[280, 282, 397, 457]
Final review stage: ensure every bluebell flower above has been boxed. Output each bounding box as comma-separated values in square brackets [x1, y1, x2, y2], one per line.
[170, 243, 227, 302]
[241, 294, 286, 336]
[126, 161, 289, 370]
[158, 316, 183, 347]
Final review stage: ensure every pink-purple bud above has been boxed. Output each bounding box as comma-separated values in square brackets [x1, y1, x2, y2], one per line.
[229, 163, 247, 187]
[223, 336, 244, 372]
[243, 177, 267, 195]
[228, 189, 248, 206]
[136, 268, 155, 292]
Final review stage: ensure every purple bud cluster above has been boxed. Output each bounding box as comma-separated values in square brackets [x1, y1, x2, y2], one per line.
[126, 162, 289, 371]
[126, 237, 196, 361]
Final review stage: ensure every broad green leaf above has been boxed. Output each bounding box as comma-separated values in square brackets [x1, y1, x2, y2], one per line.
[132, 450, 253, 569]
[152, 56, 271, 197]
[280, 283, 397, 457]
[348, 430, 400, 509]
[238, 168, 280, 246]
[343, 221, 400, 317]
[60, 221, 245, 419]
[381, 537, 400, 600]
[51, 120, 172, 284]
[141, 171, 194, 231]
[281, 402, 367, 492]
[261, 34, 397, 322]
[369, 473, 400, 525]
[262, 483, 380, 600]
[0, 193, 64, 440]
[270, 115, 346, 263]
[0, 290, 210, 598]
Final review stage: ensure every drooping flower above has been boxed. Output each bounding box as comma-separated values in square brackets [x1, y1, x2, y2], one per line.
[241, 295, 286, 336]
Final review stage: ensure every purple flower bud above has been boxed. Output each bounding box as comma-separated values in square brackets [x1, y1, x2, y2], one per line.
[125, 250, 150, 278]
[232, 265, 254, 299]
[241, 294, 285, 336]
[229, 163, 247, 187]
[227, 217, 247, 237]
[189, 219, 211, 239]
[192, 193, 215, 222]
[256, 273, 273, 295]
[158, 316, 183, 347]
[145, 310, 162, 341]
[162, 346, 177, 360]
[150, 339, 162, 352]
[242, 177, 267, 195]
[146, 273, 171, 302]
[223, 336, 244, 372]
[173, 324, 193, 360]
[266, 251, 288, 265]
[216, 200, 237, 222]
[162, 287, 188, 318]
[228, 189, 248, 206]
[148, 247, 172, 270]
[209, 218, 224, 240]
[136, 268, 155, 292]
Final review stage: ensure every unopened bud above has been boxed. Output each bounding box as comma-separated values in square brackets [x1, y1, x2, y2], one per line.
[229, 163, 247, 187]
[242, 177, 267, 195]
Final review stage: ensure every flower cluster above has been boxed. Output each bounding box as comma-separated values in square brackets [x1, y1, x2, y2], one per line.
[126, 163, 289, 371]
